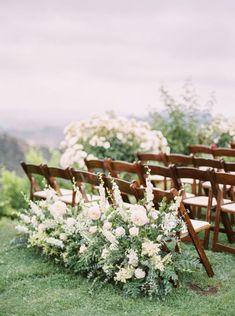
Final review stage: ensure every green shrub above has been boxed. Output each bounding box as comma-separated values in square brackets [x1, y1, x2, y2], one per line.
[0, 168, 28, 218]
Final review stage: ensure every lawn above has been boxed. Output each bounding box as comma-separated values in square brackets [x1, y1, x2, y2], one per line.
[0, 218, 235, 316]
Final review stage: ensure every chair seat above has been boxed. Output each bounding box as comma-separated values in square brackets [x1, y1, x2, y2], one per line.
[185, 192, 195, 198]
[59, 193, 101, 205]
[181, 178, 199, 185]
[221, 203, 235, 214]
[33, 191, 47, 199]
[202, 181, 230, 190]
[181, 219, 211, 238]
[60, 188, 73, 196]
[149, 175, 169, 181]
[183, 196, 231, 207]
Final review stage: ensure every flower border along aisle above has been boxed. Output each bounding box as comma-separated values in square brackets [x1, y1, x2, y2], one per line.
[16, 176, 200, 299]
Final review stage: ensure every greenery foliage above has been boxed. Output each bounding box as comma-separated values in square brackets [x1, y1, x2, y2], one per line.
[150, 80, 234, 154]
[1, 218, 235, 316]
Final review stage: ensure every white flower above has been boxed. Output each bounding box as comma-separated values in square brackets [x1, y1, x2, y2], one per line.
[162, 213, 179, 234]
[142, 240, 161, 257]
[79, 244, 87, 254]
[129, 227, 139, 237]
[134, 268, 146, 279]
[150, 211, 159, 220]
[89, 226, 97, 234]
[102, 230, 118, 245]
[115, 226, 125, 237]
[49, 201, 67, 218]
[46, 237, 64, 249]
[19, 214, 31, 224]
[29, 201, 43, 216]
[114, 266, 134, 283]
[130, 205, 149, 226]
[59, 233, 68, 241]
[65, 217, 77, 227]
[127, 250, 138, 267]
[103, 221, 112, 230]
[101, 248, 109, 259]
[38, 223, 47, 232]
[87, 204, 101, 220]
[16, 225, 29, 234]
[152, 255, 164, 271]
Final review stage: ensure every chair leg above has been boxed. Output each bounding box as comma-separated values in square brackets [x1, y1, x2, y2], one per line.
[221, 212, 235, 243]
[179, 203, 214, 277]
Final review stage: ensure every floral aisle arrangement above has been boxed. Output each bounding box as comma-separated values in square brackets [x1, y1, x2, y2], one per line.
[16, 177, 200, 299]
[60, 114, 170, 168]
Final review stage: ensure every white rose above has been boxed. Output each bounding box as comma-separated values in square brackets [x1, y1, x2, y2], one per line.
[103, 221, 112, 230]
[130, 205, 149, 226]
[115, 226, 125, 237]
[88, 204, 101, 220]
[89, 226, 97, 234]
[129, 227, 139, 237]
[49, 201, 67, 218]
[79, 244, 87, 254]
[59, 233, 67, 241]
[134, 268, 146, 279]
[150, 211, 159, 220]
[65, 217, 77, 227]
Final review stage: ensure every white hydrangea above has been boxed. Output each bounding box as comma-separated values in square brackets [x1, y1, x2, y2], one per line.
[127, 250, 138, 267]
[134, 268, 146, 279]
[114, 266, 134, 283]
[46, 237, 64, 249]
[141, 240, 161, 257]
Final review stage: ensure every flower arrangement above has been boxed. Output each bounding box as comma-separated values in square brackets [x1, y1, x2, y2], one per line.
[60, 114, 169, 168]
[16, 176, 200, 299]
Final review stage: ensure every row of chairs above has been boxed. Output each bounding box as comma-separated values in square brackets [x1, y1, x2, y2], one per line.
[20, 161, 214, 277]
[21, 158, 235, 254]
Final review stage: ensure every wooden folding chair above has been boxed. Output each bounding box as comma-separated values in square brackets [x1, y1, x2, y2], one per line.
[42, 165, 77, 206]
[103, 176, 139, 206]
[131, 183, 214, 277]
[213, 147, 235, 160]
[210, 170, 235, 254]
[136, 152, 168, 189]
[84, 158, 108, 174]
[170, 165, 232, 248]
[20, 161, 48, 200]
[193, 157, 224, 191]
[188, 144, 216, 158]
[69, 169, 104, 203]
[103, 159, 145, 202]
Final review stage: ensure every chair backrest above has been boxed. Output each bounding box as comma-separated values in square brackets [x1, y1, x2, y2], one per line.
[209, 169, 235, 199]
[103, 176, 138, 205]
[212, 147, 235, 160]
[104, 159, 145, 185]
[164, 153, 194, 166]
[221, 160, 235, 173]
[42, 165, 73, 195]
[193, 157, 223, 170]
[170, 165, 211, 192]
[188, 144, 215, 157]
[70, 169, 104, 202]
[136, 152, 165, 164]
[21, 161, 47, 199]
[84, 158, 107, 173]
[131, 181, 176, 207]
[230, 143, 235, 149]
[143, 164, 173, 179]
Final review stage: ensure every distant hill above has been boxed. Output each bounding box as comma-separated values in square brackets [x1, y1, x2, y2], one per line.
[0, 133, 50, 175]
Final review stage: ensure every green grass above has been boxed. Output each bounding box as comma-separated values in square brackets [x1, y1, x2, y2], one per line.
[0, 218, 235, 316]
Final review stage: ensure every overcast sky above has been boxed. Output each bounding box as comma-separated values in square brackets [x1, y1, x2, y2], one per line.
[0, 0, 235, 127]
